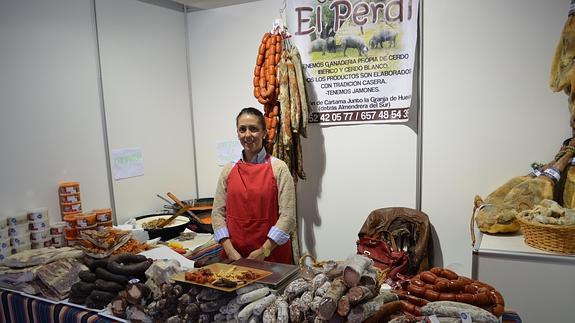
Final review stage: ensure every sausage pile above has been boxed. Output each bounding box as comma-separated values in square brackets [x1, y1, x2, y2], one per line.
[257, 254, 401, 323]
[253, 31, 310, 181]
[395, 267, 505, 318]
[68, 254, 152, 309]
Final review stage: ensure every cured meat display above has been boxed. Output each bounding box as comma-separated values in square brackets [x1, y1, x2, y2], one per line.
[473, 139, 575, 234]
[395, 267, 505, 318]
[252, 27, 310, 182]
[35, 258, 87, 300]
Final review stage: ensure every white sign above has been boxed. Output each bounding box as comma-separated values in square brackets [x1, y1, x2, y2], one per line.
[111, 147, 144, 180]
[287, 0, 419, 125]
[216, 140, 243, 166]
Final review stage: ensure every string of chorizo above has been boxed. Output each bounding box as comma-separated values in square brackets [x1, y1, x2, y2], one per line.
[401, 267, 505, 317]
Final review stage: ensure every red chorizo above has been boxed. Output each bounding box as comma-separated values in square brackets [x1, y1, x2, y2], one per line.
[475, 292, 490, 306]
[271, 105, 279, 117]
[434, 278, 449, 292]
[258, 43, 266, 55]
[420, 271, 437, 284]
[400, 300, 419, 316]
[407, 284, 425, 297]
[253, 76, 260, 88]
[265, 37, 271, 50]
[261, 32, 270, 43]
[423, 289, 440, 302]
[256, 54, 264, 66]
[459, 276, 473, 285]
[258, 96, 269, 105]
[491, 304, 505, 317]
[447, 278, 465, 292]
[265, 117, 271, 129]
[270, 35, 276, 46]
[429, 267, 443, 275]
[438, 292, 456, 302]
[262, 84, 275, 99]
[399, 293, 429, 306]
[424, 284, 437, 292]
[464, 284, 478, 294]
[455, 293, 475, 304]
[442, 268, 458, 280]
[489, 290, 504, 306]
[410, 278, 425, 287]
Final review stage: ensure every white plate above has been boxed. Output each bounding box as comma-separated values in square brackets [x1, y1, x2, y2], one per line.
[135, 215, 189, 229]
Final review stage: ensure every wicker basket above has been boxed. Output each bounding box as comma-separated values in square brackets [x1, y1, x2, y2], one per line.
[517, 215, 575, 254]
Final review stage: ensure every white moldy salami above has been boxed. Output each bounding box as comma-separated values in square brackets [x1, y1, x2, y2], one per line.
[220, 295, 242, 315]
[421, 301, 498, 323]
[253, 294, 277, 316]
[288, 299, 302, 322]
[298, 291, 313, 312]
[262, 298, 279, 323]
[311, 273, 328, 292]
[343, 255, 373, 287]
[276, 299, 289, 323]
[284, 278, 310, 299]
[310, 296, 323, 312]
[237, 287, 270, 305]
[315, 281, 331, 297]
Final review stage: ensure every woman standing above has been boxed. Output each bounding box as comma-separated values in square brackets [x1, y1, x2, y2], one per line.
[211, 107, 295, 264]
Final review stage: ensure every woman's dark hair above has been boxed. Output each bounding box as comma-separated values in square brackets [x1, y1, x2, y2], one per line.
[236, 107, 266, 131]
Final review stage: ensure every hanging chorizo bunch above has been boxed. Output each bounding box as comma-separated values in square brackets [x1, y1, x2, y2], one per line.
[252, 29, 310, 182]
[272, 45, 310, 182]
[253, 32, 282, 149]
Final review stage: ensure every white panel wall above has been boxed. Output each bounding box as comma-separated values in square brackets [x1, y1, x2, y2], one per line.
[422, 0, 570, 275]
[96, 0, 196, 223]
[0, 0, 110, 224]
[187, 0, 418, 261]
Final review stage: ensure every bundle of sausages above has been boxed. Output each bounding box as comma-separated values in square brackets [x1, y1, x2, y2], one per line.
[394, 267, 505, 318]
[254, 32, 281, 146]
[253, 30, 310, 181]
[69, 254, 152, 310]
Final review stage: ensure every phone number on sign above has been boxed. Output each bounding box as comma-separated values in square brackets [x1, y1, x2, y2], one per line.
[308, 108, 409, 123]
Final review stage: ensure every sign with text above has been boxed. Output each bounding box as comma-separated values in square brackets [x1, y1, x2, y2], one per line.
[286, 0, 419, 125]
[111, 148, 144, 180]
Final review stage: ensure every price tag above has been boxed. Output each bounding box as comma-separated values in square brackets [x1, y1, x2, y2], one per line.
[460, 312, 473, 323]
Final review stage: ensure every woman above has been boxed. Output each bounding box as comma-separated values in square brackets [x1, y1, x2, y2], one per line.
[211, 107, 295, 264]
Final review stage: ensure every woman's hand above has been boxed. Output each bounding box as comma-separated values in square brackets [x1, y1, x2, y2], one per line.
[221, 238, 242, 261]
[247, 248, 266, 261]
[247, 239, 276, 261]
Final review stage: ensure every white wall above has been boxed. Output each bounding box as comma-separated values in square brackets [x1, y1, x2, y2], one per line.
[422, 0, 570, 275]
[187, 0, 418, 261]
[0, 0, 111, 223]
[96, 0, 196, 223]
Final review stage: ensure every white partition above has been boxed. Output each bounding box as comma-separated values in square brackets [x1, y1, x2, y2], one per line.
[187, 0, 418, 261]
[0, 0, 111, 224]
[96, 0, 196, 223]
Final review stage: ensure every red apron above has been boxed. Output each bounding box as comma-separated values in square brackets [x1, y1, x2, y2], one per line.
[226, 154, 292, 264]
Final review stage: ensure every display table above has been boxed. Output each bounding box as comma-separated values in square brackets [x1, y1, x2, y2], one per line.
[472, 232, 575, 323]
[0, 289, 124, 323]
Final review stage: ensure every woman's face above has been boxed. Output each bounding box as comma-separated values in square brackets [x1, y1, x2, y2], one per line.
[237, 114, 265, 156]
